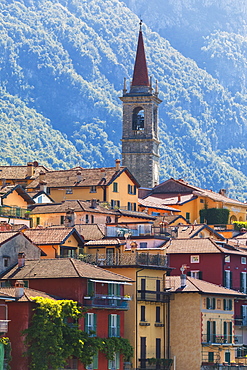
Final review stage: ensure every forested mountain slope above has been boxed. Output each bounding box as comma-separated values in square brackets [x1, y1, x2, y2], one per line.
[1, 0, 247, 199]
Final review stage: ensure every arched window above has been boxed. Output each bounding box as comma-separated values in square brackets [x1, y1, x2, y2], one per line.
[132, 107, 144, 131]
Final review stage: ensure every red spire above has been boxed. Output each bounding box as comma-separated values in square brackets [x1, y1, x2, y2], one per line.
[131, 25, 149, 87]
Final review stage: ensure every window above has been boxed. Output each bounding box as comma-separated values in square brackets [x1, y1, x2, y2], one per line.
[113, 182, 118, 192]
[91, 215, 94, 224]
[240, 272, 247, 293]
[37, 196, 42, 203]
[111, 200, 120, 209]
[200, 199, 204, 204]
[66, 188, 73, 194]
[46, 187, 50, 194]
[106, 216, 111, 223]
[141, 306, 145, 321]
[186, 212, 190, 222]
[207, 320, 216, 342]
[132, 107, 144, 131]
[206, 297, 216, 310]
[225, 352, 231, 364]
[224, 321, 233, 343]
[189, 270, 202, 279]
[140, 337, 146, 368]
[87, 352, 98, 369]
[225, 255, 230, 263]
[223, 299, 233, 311]
[3, 257, 9, 268]
[85, 215, 89, 224]
[140, 242, 147, 249]
[36, 217, 40, 226]
[128, 202, 137, 211]
[191, 255, 199, 263]
[156, 306, 161, 323]
[241, 257, 246, 264]
[85, 313, 97, 337]
[156, 338, 161, 360]
[224, 270, 232, 289]
[90, 186, 97, 193]
[108, 314, 120, 337]
[60, 215, 64, 225]
[128, 184, 136, 195]
[241, 305, 247, 326]
[108, 283, 120, 297]
[141, 278, 146, 300]
[87, 280, 95, 296]
[108, 353, 120, 370]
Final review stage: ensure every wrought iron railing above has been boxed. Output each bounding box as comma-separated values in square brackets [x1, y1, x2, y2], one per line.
[80, 252, 169, 268]
[201, 334, 235, 344]
[137, 290, 170, 302]
[0, 206, 29, 219]
[83, 293, 130, 309]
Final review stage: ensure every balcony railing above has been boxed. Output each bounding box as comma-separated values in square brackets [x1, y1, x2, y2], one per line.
[0, 206, 29, 219]
[202, 334, 234, 344]
[138, 358, 173, 370]
[235, 315, 247, 327]
[80, 253, 169, 268]
[137, 290, 170, 303]
[0, 320, 9, 333]
[83, 293, 130, 309]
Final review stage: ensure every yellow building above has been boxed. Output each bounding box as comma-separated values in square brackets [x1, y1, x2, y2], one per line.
[0, 162, 49, 187]
[167, 275, 246, 369]
[26, 160, 140, 210]
[23, 227, 84, 258]
[141, 178, 247, 225]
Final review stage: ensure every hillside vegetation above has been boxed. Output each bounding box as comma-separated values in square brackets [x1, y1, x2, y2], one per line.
[1, 0, 247, 199]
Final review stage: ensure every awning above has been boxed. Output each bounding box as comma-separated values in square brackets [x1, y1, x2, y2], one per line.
[90, 279, 132, 285]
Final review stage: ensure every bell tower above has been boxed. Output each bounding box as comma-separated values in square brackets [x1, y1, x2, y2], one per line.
[120, 21, 162, 188]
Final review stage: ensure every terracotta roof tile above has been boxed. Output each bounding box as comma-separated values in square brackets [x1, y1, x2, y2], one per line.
[165, 238, 221, 254]
[138, 197, 181, 212]
[0, 232, 20, 245]
[117, 209, 155, 220]
[0, 287, 59, 301]
[168, 276, 246, 297]
[0, 165, 49, 180]
[23, 227, 77, 245]
[1, 258, 133, 282]
[132, 29, 149, 87]
[74, 224, 105, 241]
[85, 238, 125, 246]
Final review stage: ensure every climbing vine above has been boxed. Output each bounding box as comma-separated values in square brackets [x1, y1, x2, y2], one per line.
[0, 337, 11, 370]
[23, 297, 133, 370]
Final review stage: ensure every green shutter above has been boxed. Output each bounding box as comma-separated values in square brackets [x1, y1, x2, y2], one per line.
[207, 321, 211, 342]
[187, 271, 191, 277]
[212, 321, 216, 342]
[116, 352, 120, 369]
[206, 297, 210, 309]
[212, 298, 216, 309]
[208, 352, 214, 362]
[229, 299, 232, 311]
[88, 281, 94, 295]
[117, 315, 120, 337]
[108, 315, 112, 337]
[199, 271, 203, 280]
[85, 313, 88, 332]
[240, 272, 244, 292]
[225, 352, 230, 364]
[108, 284, 113, 296]
[94, 313, 97, 336]
[117, 284, 120, 296]
[223, 299, 226, 310]
[230, 271, 232, 288]
[229, 322, 232, 343]
[224, 322, 227, 342]
[93, 352, 98, 369]
[224, 271, 226, 287]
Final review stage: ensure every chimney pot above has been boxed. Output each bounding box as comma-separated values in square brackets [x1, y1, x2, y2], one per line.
[180, 274, 186, 288]
[18, 252, 25, 268]
[115, 159, 121, 171]
[15, 280, 25, 298]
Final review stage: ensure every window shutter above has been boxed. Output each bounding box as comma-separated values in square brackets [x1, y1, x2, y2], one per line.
[117, 284, 120, 296]
[117, 315, 120, 337]
[206, 297, 210, 309]
[224, 271, 226, 287]
[223, 299, 226, 310]
[108, 315, 112, 337]
[229, 299, 232, 311]
[93, 352, 98, 369]
[224, 321, 227, 342]
[85, 313, 88, 333]
[108, 284, 113, 296]
[212, 298, 216, 309]
[116, 352, 120, 370]
[199, 271, 203, 280]
[229, 322, 233, 343]
[187, 271, 191, 277]
[94, 313, 97, 336]
[207, 321, 211, 342]
[230, 271, 232, 288]
[212, 321, 216, 342]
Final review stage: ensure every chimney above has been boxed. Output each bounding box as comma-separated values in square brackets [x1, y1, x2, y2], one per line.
[18, 252, 25, 268]
[76, 171, 82, 183]
[115, 159, 121, 171]
[91, 199, 97, 209]
[180, 274, 186, 288]
[39, 180, 47, 193]
[15, 280, 24, 299]
[219, 189, 226, 196]
[39, 171, 46, 182]
[27, 162, 35, 177]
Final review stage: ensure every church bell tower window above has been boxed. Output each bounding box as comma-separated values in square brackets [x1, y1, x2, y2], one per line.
[132, 107, 144, 131]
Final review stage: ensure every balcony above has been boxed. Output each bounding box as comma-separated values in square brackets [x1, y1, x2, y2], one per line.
[0, 206, 29, 219]
[0, 320, 9, 333]
[138, 358, 173, 370]
[83, 293, 130, 310]
[202, 334, 234, 345]
[137, 290, 170, 303]
[81, 252, 169, 268]
[235, 315, 247, 327]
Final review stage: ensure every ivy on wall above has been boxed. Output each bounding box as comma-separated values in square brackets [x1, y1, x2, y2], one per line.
[23, 297, 133, 370]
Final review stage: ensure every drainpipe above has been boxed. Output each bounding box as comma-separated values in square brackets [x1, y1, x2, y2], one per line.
[136, 268, 144, 370]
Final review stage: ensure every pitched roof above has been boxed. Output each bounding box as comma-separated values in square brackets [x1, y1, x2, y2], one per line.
[0, 185, 35, 204]
[85, 238, 125, 247]
[117, 209, 155, 220]
[0, 164, 49, 180]
[0, 287, 59, 301]
[0, 258, 133, 282]
[24, 227, 84, 246]
[74, 224, 105, 241]
[29, 200, 117, 215]
[168, 276, 246, 297]
[138, 197, 180, 212]
[0, 231, 21, 245]
[26, 167, 139, 189]
[151, 178, 246, 207]
[165, 238, 222, 254]
[175, 224, 224, 240]
[131, 28, 149, 87]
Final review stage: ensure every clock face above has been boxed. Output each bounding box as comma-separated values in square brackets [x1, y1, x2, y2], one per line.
[154, 162, 159, 182]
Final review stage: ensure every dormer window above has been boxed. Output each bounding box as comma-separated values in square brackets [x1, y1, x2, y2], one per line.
[132, 107, 144, 131]
[90, 186, 96, 193]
